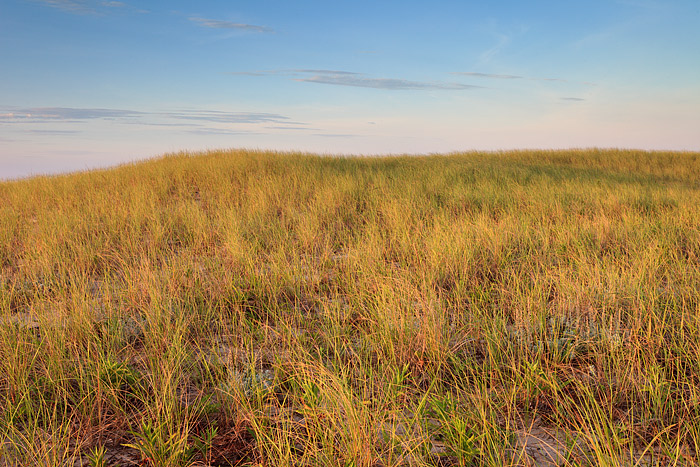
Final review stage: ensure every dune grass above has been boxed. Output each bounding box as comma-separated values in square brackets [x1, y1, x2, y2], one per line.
[1, 148, 699, 466]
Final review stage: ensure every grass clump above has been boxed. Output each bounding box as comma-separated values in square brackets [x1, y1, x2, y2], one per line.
[1, 148, 700, 465]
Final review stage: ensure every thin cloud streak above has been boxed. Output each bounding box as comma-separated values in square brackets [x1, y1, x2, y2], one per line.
[452, 71, 596, 86]
[0, 106, 309, 143]
[186, 128, 263, 136]
[229, 69, 360, 76]
[36, 0, 137, 14]
[0, 107, 143, 121]
[189, 17, 272, 33]
[118, 121, 195, 127]
[25, 129, 82, 134]
[164, 110, 290, 124]
[452, 72, 523, 79]
[266, 126, 321, 131]
[35, 0, 95, 14]
[293, 69, 359, 76]
[233, 69, 483, 91]
[297, 75, 480, 90]
[0, 107, 296, 125]
[313, 133, 359, 138]
[0, 106, 302, 143]
[452, 71, 571, 83]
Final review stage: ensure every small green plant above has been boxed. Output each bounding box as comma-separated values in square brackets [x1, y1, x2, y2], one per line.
[99, 357, 139, 392]
[87, 445, 107, 467]
[389, 363, 411, 402]
[431, 393, 482, 465]
[191, 424, 218, 464]
[123, 420, 196, 467]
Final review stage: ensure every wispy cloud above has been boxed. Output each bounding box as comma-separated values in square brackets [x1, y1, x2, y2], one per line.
[119, 121, 194, 128]
[313, 133, 359, 138]
[266, 125, 321, 131]
[452, 71, 596, 86]
[561, 97, 585, 101]
[189, 17, 272, 33]
[240, 69, 590, 89]
[0, 107, 307, 144]
[35, 0, 95, 14]
[164, 110, 290, 124]
[25, 129, 82, 134]
[451, 72, 523, 79]
[229, 69, 360, 77]
[1, 105, 308, 147]
[452, 71, 571, 83]
[186, 128, 262, 136]
[35, 0, 140, 14]
[297, 75, 479, 91]
[0, 107, 143, 121]
[0, 107, 295, 125]
[479, 34, 510, 64]
[233, 69, 483, 91]
[292, 69, 359, 76]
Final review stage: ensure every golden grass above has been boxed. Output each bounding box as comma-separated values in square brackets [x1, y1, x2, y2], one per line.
[1, 148, 699, 466]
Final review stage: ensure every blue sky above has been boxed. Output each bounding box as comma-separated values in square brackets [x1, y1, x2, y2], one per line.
[1, 0, 699, 179]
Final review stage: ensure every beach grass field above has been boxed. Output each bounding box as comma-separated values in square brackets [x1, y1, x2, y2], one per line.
[1, 148, 700, 466]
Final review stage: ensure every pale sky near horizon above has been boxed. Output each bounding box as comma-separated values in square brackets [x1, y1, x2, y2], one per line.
[1, 0, 699, 180]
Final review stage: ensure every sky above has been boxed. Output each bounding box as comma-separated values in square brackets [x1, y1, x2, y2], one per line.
[1, 0, 699, 179]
